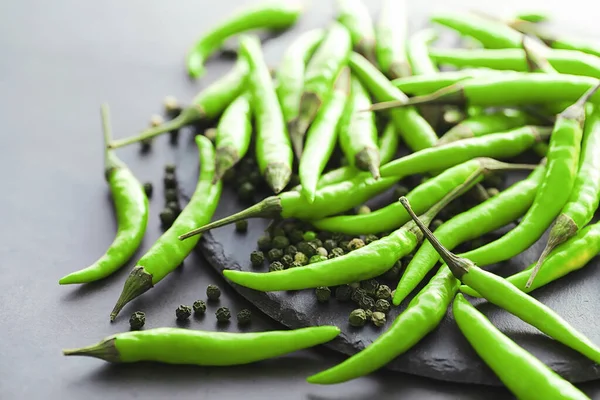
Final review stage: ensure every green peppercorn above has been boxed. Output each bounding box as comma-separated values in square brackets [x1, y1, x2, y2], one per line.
[257, 234, 272, 251]
[339, 240, 350, 251]
[142, 182, 153, 198]
[364, 234, 378, 245]
[193, 300, 207, 315]
[235, 219, 248, 233]
[311, 239, 323, 249]
[361, 279, 379, 296]
[237, 182, 255, 202]
[272, 235, 290, 249]
[328, 247, 345, 259]
[288, 229, 305, 244]
[284, 245, 298, 256]
[316, 247, 328, 257]
[175, 305, 192, 320]
[237, 309, 252, 325]
[331, 232, 347, 242]
[349, 282, 360, 290]
[282, 222, 296, 233]
[159, 208, 176, 229]
[357, 205, 371, 215]
[294, 252, 309, 265]
[247, 170, 262, 185]
[165, 188, 179, 202]
[309, 255, 327, 264]
[206, 284, 221, 301]
[215, 306, 231, 322]
[335, 285, 353, 302]
[166, 200, 181, 214]
[250, 251, 265, 267]
[359, 295, 375, 310]
[280, 254, 294, 268]
[164, 164, 176, 174]
[129, 311, 145, 330]
[267, 248, 283, 262]
[297, 241, 318, 257]
[431, 219, 444, 231]
[164, 174, 178, 190]
[376, 284, 392, 301]
[269, 261, 284, 272]
[349, 309, 367, 327]
[348, 238, 365, 251]
[393, 185, 410, 199]
[323, 239, 337, 252]
[303, 231, 317, 241]
[140, 138, 153, 152]
[291, 261, 304, 268]
[315, 286, 331, 303]
[222, 168, 236, 184]
[487, 187, 500, 197]
[270, 227, 284, 237]
[351, 287, 367, 304]
[375, 299, 391, 313]
[371, 311, 386, 327]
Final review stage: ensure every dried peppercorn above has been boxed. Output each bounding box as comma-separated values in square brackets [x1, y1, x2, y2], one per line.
[335, 285, 353, 302]
[159, 208, 176, 229]
[297, 241, 318, 257]
[176, 305, 192, 321]
[311, 238, 323, 248]
[129, 311, 145, 330]
[282, 222, 297, 234]
[294, 252, 309, 265]
[364, 234, 379, 245]
[374, 299, 391, 313]
[237, 309, 252, 325]
[238, 182, 255, 202]
[281, 254, 294, 268]
[371, 311, 386, 327]
[339, 240, 351, 251]
[349, 309, 367, 327]
[193, 300, 207, 315]
[315, 286, 332, 302]
[351, 287, 367, 303]
[332, 232, 348, 243]
[206, 285, 221, 301]
[250, 251, 265, 267]
[316, 247, 328, 257]
[235, 219, 248, 233]
[166, 201, 181, 215]
[267, 248, 283, 261]
[272, 236, 290, 249]
[309, 255, 328, 264]
[359, 295, 375, 310]
[165, 188, 179, 202]
[143, 182, 153, 198]
[365, 309, 373, 320]
[383, 261, 402, 281]
[216, 306, 231, 322]
[375, 285, 392, 300]
[289, 229, 305, 244]
[357, 205, 371, 215]
[361, 279, 379, 296]
[165, 164, 176, 174]
[257, 234, 272, 251]
[164, 174, 178, 189]
[269, 261, 285, 272]
[328, 247, 345, 259]
[323, 239, 338, 252]
[348, 238, 366, 251]
[291, 261, 304, 268]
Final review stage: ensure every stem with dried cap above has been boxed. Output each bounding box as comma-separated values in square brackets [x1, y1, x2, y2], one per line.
[368, 83, 467, 112]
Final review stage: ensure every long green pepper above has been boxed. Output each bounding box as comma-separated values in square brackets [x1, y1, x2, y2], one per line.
[59, 105, 149, 285]
[391, 69, 511, 96]
[375, 0, 410, 79]
[110, 135, 221, 321]
[239, 35, 293, 194]
[335, 0, 377, 64]
[406, 29, 438, 76]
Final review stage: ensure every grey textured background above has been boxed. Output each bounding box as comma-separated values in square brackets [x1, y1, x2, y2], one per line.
[2, 0, 600, 398]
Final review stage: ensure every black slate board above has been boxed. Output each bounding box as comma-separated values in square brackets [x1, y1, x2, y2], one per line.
[176, 141, 600, 386]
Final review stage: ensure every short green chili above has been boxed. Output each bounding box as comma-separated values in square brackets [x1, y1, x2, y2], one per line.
[292, 22, 351, 158]
[452, 294, 590, 400]
[186, 2, 302, 78]
[110, 135, 221, 321]
[59, 105, 149, 285]
[239, 35, 293, 194]
[335, 0, 376, 64]
[400, 196, 600, 366]
[406, 29, 438, 76]
[300, 68, 350, 203]
[375, 0, 410, 79]
[64, 326, 340, 365]
[339, 75, 380, 178]
[393, 163, 546, 305]
[110, 58, 248, 149]
[276, 28, 325, 129]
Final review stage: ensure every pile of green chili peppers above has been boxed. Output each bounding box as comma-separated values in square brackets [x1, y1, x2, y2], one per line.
[61, 3, 600, 399]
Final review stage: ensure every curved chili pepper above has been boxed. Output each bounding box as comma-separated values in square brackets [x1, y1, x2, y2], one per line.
[292, 22, 351, 158]
[299, 68, 350, 203]
[222, 169, 482, 292]
[110, 58, 248, 149]
[392, 163, 546, 305]
[59, 105, 149, 285]
[63, 326, 340, 365]
[375, 0, 410, 79]
[213, 93, 253, 183]
[452, 294, 590, 400]
[307, 266, 458, 385]
[400, 197, 600, 366]
[312, 158, 538, 235]
[335, 0, 376, 64]
[348, 52, 438, 151]
[276, 28, 324, 129]
[528, 106, 600, 286]
[110, 135, 221, 321]
[186, 2, 302, 78]
[461, 220, 600, 297]
[436, 109, 529, 146]
[406, 29, 438, 76]
[338, 75, 380, 178]
[379, 125, 549, 179]
[239, 35, 293, 194]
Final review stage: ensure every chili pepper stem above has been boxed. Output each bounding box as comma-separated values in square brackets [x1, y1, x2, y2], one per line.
[560, 81, 600, 122]
[178, 196, 283, 240]
[264, 163, 292, 194]
[355, 147, 380, 179]
[110, 266, 153, 321]
[368, 83, 466, 112]
[213, 146, 239, 184]
[63, 338, 120, 362]
[100, 104, 122, 176]
[291, 93, 322, 158]
[108, 106, 205, 149]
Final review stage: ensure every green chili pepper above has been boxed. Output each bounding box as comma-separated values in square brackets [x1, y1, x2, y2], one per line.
[391, 69, 510, 96]
[59, 105, 149, 285]
[399, 196, 600, 367]
[393, 164, 545, 305]
[406, 29, 438, 76]
[452, 294, 590, 400]
[213, 93, 252, 183]
[299, 68, 350, 203]
[239, 35, 293, 194]
[379, 125, 549, 178]
[461, 220, 600, 297]
[335, 0, 376, 64]
[222, 168, 481, 292]
[109, 58, 248, 149]
[349, 52, 438, 151]
[312, 158, 538, 235]
[308, 265, 458, 384]
[375, 0, 410, 79]
[528, 106, 600, 286]
[292, 22, 351, 158]
[180, 172, 397, 240]
[64, 326, 340, 365]
[109, 135, 221, 321]
[185, 2, 302, 78]
[432, 12, 522, 49]
[276, 28, 324, 129]
[339, 75, 380, 179]
[437, 109, 529, 146]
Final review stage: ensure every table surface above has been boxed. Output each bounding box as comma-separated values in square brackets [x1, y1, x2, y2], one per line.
[3, 0, 600, 398]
